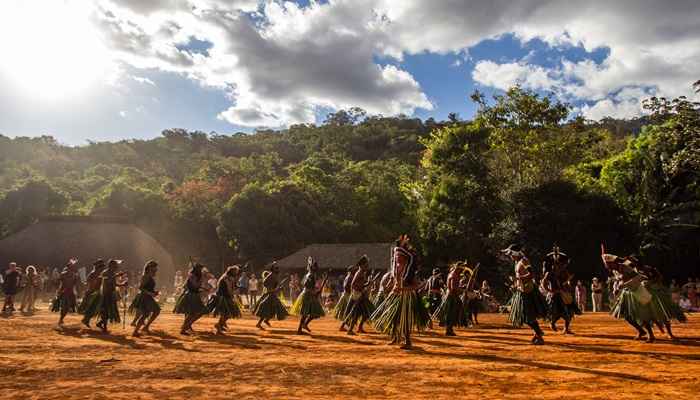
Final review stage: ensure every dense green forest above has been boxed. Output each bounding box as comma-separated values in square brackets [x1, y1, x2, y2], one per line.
[1, 86, 698, 284]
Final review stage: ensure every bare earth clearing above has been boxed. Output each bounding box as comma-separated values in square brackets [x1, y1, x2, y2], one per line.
[1, 304, 699, 399]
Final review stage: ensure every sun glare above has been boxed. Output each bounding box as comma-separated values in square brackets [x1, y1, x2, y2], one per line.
[0, 1, 111, 101]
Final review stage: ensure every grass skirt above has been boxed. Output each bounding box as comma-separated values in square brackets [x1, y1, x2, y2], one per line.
[611, 287, 656, 324]
[647, 284, 686, 323]
[206, 294, 242, 319]
[290, 289, 325, 318]
[371, 290, 429, 342]
[508, 289, 548, 328]
[77, 290, 98, 314]
[424, 293, 442, 315]
[129, 292, 161, 318]
[80, 292, 100, 319]
[334, 292, 351, 320]
[372, 291, 387, 309]
[173, 291, 206, 316]
[432, 292, 464, 327]
[95, 293, 121, 324]
[547, 292, 581, 321]
[343, 291, 374, 324]
[254, 291, 289, 321]
[50, 292, 76, 314]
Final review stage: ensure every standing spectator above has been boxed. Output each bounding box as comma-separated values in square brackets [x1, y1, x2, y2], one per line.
[2, 262, 21, 313]
[21, 266, 40, 313]
[248, 273, 259, 309]
[238, 271, 249, 308]
[683, 278, 697, 308]
[591, 277, 604, 312]
[575, 280, 587, 313]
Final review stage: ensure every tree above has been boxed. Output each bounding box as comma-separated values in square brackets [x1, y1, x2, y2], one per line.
[472, 86, 604, 195]
[411, 123, 501, 264]
[0, 180, 68, 237]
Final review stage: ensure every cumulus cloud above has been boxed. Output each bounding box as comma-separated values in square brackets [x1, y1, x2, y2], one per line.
[4, 0, 700, 134]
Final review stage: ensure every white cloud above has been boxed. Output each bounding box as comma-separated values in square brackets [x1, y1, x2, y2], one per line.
[132, 76, 156, 86]
[3, 0, 700, 133]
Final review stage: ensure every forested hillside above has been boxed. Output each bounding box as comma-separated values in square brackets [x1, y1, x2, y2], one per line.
[1, 87, 698, 283]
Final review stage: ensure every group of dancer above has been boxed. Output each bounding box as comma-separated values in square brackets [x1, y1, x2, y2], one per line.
[504, 244, 687, 345]
[41, 234, 688, 349]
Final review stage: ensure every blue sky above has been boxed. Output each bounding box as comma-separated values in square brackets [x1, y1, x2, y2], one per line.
[0, 0, 698, 145]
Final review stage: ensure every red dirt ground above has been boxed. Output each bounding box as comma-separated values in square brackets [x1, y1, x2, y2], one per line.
[1, 303, 699, 399]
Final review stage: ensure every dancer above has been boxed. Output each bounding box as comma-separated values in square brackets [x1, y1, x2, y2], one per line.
[20, 266, 40, 313]
[87, 259, 127, 333]
[344, 255, 375, 335]
[253, 262, 289, 330]
[503, 244, 547, 345]
[462, 263, 481, 325]
[631, 259, 686, 339]
[2, 262, 21, 314]
[542, 246, 580, 334]
[291, 257, 327, 334]
[601, 247, 658, 342]
[424, 268, 444, 317]
[432, 263, 464, 336]
[373, 269, 394, 308]
[335, 266, 355, 331]
[78, 259, 105, 319]
[129, 260, 161, 337]
[371, 235, 429, 349]
[174, 262, 207, 335]
[51, 258, 79, 327]
[207, 265, 242, 335]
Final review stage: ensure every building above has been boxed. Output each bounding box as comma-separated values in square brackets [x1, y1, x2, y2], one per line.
[0, 216, 176, 282]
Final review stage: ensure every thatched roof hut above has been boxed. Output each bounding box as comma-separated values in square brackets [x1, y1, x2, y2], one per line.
[0, 216, 175, 281]
[275, 243, 392, 272]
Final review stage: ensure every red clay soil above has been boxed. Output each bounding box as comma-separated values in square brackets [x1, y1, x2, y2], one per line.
[1, 305, 698, 399]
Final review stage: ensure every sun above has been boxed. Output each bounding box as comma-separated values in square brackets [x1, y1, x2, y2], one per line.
[0, 1, 111, 101]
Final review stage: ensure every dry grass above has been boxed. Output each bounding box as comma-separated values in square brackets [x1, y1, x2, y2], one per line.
[1, 303, 699, 399]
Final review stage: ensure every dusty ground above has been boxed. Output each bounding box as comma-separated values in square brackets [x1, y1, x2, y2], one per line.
[1, 303, 699, 400]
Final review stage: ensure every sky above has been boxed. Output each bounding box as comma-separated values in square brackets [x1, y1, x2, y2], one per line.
[0, 0, 699, 145]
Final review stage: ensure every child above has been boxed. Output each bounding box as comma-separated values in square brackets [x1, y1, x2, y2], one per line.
[51, 259, 80, 327]
[129, 260, 161, 337]
[207, 266, 242, 335]
[253, 263, 288, 329]
[291, 257, 327, 334]
[174, 262, 207, 335]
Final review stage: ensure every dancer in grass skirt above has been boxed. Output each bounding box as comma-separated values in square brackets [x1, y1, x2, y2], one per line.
[503, 245, 547, 345]
[254, 263, 289, 330]
[632, 260, 686, 339]
[601, 248, 659, 342]
[129, 260, 161, 337]
[51, 258, 79, 327]
[432, 263, 464, 336]
[344, 256, 375, 335]
[542, 247, 580, 334]
[90, 259, 127, 333]
[174, 262, 207, 335]
[207, 265, 243, 335]
[424, 268, 444, 317]
[335, 265, 355, 331]
[373, 270, 394, 309]
[371, 235, 429, 349]
[291, 257, 327, 334]
[78, 259, 105, 316]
